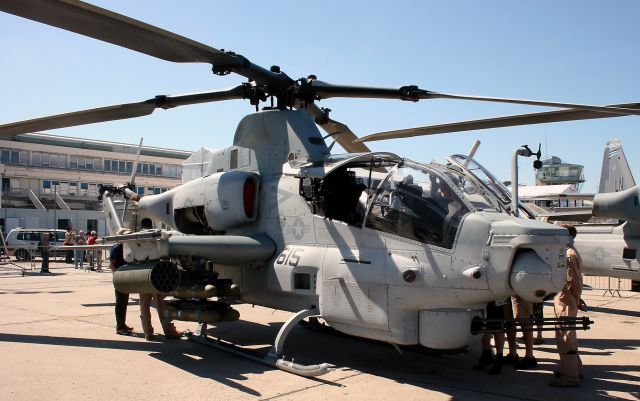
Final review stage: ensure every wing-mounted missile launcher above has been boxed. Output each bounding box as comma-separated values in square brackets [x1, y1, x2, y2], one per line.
[0, 0, 611, 377]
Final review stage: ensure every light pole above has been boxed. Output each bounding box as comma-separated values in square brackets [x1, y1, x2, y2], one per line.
[511, 145, 542, 217]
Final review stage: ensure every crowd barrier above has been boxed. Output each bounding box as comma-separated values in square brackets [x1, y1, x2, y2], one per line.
[0, 244, 114, 275]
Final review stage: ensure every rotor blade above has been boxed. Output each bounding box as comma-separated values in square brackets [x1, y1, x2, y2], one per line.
[310, 81, 640, 117]
[0, 102, 155, 137]
[0, 0, 236, 65]
[0, 85, 248, 137]
[122, 137, 142, 222]
[0, 0, 291, 88]
[304, 104, 371, 153]
[129, 138, 144, 185]
[357, 102, 640, 142]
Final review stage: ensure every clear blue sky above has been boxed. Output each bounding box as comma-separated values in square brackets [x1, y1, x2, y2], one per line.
[1, 1, 638, 192]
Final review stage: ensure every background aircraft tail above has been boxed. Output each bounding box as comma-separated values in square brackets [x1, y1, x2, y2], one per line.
[598, 139, 635, 193]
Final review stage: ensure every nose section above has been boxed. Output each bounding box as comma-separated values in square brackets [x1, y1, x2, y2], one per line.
[487, 217, 569, 302]
[510, 250, 557, 302]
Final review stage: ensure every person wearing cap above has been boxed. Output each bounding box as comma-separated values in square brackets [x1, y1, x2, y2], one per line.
[86, 230, 97, 270]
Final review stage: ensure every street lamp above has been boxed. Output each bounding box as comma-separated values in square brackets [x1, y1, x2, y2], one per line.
[511, 145, 542, 217]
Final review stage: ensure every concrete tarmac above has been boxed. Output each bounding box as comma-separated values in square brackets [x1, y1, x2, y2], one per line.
[0, 265, 638, 401]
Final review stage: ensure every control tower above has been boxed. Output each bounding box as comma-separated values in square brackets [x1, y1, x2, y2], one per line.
[534, 156, 585, 191]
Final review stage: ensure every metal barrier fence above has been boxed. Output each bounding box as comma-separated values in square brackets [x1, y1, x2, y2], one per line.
[583, 274, 631, 297]
[0, 244, 114, 276]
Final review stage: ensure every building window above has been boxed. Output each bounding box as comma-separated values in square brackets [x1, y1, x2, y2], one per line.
[126, 161, 132, 174]
[10, 150, 19, 164]
[136, 186, 145, 196]
[104, 159, 111, 172]
[111, 160, 119, 172]
[78, 156, 86, 170]
[142, 163, 149, 175]
[69, 155, 78, 169]
[86, 158, 95, 171]
[32, 152, 41, 166]
[19, 151, 28, 165]
[87, 219, 98, 233]
[50, 153, 66, 168]
[43, 180, 51, 189]
[41, 153, 49, 167]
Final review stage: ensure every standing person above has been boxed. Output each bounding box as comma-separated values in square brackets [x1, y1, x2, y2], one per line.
[533, 302, 545, 345]
[110, 234, 133, 335]
[137, 218, 182, 341]
[63, 227, 74, 264]
[39, 232, 52, 274]
[473, 301, 507, 374]
[550, 224, 583, 387]
[73, 230, 86, 269]
[511, 295, 537, 369]
[86, 230, 97, 270]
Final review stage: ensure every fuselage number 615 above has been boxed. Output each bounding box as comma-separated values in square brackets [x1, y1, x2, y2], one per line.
[275, 247, 304, 267]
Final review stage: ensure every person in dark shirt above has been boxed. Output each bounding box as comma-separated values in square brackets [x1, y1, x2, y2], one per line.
[110, 240, 133, 335]
[39, 233, 52, 274]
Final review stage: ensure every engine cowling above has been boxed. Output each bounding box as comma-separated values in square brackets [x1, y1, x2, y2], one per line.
[138, 171, 260, 233]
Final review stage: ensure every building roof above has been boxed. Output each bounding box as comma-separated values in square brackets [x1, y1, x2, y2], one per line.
[517, 184, 579, 199]
[12, 133, 192, 160]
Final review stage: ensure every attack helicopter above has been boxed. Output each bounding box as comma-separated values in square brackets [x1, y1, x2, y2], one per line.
[0, 0, 629, 377]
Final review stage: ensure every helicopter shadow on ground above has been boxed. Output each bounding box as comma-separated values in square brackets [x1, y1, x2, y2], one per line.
[0, 331, 267, 397]
[580, 337, 640, 352]
[588, 304, 640, 318]
[201, 317, 640, 401]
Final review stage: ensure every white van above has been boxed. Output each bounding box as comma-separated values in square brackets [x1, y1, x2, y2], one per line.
[6, 228, 66, 260]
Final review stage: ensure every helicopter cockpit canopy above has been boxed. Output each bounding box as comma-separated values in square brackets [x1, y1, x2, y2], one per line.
[447, 154, 535, 219]
[295, 153, 501, 249]
[365, 161, 475, 248]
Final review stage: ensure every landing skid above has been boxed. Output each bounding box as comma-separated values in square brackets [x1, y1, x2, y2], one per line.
[187, 308, 334, 377]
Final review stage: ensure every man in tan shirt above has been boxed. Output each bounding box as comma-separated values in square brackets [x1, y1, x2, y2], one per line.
[550, 224, 583, 387]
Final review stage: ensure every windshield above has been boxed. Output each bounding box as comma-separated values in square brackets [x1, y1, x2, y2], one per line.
[449, 155, 511, 203]
[448, 154, 534, 218]
[365, 161, 470, 248]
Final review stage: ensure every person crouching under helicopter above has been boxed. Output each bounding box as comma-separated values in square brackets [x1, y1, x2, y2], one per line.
[549, 224, 584, 387]
[137, 217, 183, 341]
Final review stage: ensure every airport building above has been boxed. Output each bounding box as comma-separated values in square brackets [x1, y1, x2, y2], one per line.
[0, 133, 192, 235]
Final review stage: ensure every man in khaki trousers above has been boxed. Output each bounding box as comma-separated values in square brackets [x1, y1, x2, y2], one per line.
[550, 225, 583, 387]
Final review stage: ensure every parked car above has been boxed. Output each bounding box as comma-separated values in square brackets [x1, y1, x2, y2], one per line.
[6, 228, 66, 261]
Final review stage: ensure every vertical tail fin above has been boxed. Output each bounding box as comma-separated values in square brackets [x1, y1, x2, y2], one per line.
[598, 139, 635, 193]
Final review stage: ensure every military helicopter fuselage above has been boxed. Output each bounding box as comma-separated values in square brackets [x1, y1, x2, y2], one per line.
[1, 0, 613, 376]
[133, 109, 569, 349]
